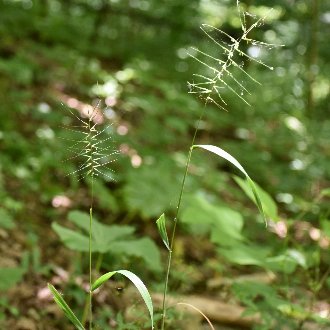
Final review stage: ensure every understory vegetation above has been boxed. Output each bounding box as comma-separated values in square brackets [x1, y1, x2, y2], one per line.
[0, 0, 329, 329]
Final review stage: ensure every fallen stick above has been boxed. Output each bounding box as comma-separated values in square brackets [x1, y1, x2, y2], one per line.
[152, 293, 259, 328]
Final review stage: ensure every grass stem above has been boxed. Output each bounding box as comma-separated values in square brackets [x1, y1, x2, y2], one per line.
[89, 206, 93, 330]
[160, 108, 205, 330]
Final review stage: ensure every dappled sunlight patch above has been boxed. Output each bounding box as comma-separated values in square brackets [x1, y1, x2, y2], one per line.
[268, 220, 288, 238]
[119, 143, 143, 168]
[52, 195, 72, 208]
[56, 91, 104, 124]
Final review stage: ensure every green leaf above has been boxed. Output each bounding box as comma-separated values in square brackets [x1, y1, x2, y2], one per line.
[156, 214, 170, 251]
[218, 243, 269, 266]
[86, 178, 119, 213]
[266, 249, 307, 274]
[53, 213, 161, 271]
[48, 284, 85, 330]
[68, 211, 90, 232]
[92, 270, 154, 328]
[181, 195, 244, 246]
[111, 238, 162, 272]
[193, 145, 266, 224]
[0, 208, 15, 230]
[52, 222, 90, 252]
[68, 210, 135, 253]
[122, 160, 180, 218]
[233, 176, 278, 221]
[53, 211, 135, 253]
[266, 255, 298, 274]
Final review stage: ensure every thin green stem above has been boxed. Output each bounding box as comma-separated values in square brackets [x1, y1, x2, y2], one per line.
[89, 206, 93, 330]
[160, 108, 206, 330]
[88, 116, 94, 330]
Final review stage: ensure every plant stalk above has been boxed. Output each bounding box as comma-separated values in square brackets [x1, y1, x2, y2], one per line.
[160, 109, 205, 330]
[89, 206, 93, 330]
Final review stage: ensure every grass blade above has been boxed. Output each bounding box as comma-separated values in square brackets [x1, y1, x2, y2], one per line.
[48, 284, 85, 330]
[156, 214, 170, 251]
[193, 144, 266, 225]
[92, 269, 154, 329]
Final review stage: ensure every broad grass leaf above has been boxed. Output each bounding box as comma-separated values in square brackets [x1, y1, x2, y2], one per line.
[48, 284, 85, 330]
[181, 195, 244, 246]
[92, 269, 154, 328]
[156, 214, 170, 251]
[233, 175, 277, 221]
[193, 145, 266, 224]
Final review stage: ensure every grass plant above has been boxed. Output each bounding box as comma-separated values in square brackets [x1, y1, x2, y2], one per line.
[49, 104, 154, 329]
[49, 2, 280, 329]
[159, 2, 279, 327]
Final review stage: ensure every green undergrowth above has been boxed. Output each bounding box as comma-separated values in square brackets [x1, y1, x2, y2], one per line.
[0, 0, 329, 329]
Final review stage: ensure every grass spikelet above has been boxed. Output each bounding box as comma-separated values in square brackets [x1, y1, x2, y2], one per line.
[60, 100, 118, 181]
[188, 1, 283, 110]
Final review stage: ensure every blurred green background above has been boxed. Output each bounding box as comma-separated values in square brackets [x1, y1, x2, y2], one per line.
[0, 0, 329, 329]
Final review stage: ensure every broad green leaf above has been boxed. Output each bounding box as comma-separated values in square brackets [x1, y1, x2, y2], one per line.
[92, 270, 154, 328]
[91, 223, 135, 253]
[156, 214, 170, 251]
[52, 222, 89, 252]
[233, 175, 278, 221]
[52, 217, 161, 272]
[111, 238, 162, 272]
[232, 281, 286, 309]
[68, 210, 135, 253]
[265, 249, 308, 274]
[68, 211, 90, 232]
[193, 145, 266, 224]
[122, 160, 180, 218]
[48, 284, 85, 330]
[266, 255, 297, 274]
[218, 244, 269, 266]
[181, 195, 244, 246]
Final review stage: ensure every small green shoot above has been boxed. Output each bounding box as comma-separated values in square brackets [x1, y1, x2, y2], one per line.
[48, 284, 85, 330]
[156, 214, 170, 251]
